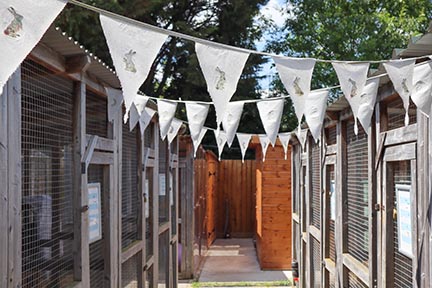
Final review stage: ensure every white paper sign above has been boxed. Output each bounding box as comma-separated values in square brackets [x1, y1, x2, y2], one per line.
[88, 183, 102, 243]
[396, 184, 413, 258]
[330, 179, 336, 221]
[159, 174, 166, 196]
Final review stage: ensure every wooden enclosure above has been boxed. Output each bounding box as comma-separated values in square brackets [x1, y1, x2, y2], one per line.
[291, 83, 432, 287]
[252, 138, 292, 270]
[0, 26, 180, 288]
[216, 160, 256, 238]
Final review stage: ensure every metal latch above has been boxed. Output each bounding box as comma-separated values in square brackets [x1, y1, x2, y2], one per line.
[81, 205, 89, 212]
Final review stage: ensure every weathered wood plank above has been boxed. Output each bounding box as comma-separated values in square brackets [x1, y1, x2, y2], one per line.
[383, 142, 416, 162]
[0, 76, 8, 287]
[121, 241, 144, 264]
[90, 151, 114, 165]
[86, 134, 115, 152]
[384, 123, 417, 146]
[7, 68, 22, 287]
[342, 253, 369, 285]
[325, 144, 337, 155]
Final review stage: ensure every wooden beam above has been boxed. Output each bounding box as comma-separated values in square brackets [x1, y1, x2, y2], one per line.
[0, 75, 8, 287]
[7, 68, 22, 287]
[90, 151, 114, 165]
[82, 135, 99, 171]
[29, 43, 66, 73]
[66, 54, 92, 74]
[384, 124, 417, 146]
[86, 135, 115, 152]
[73, 81, 90, 286]
[342, 254, 369, 285]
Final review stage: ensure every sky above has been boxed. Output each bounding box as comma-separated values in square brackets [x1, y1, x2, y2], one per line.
[255, 0, 290, 91]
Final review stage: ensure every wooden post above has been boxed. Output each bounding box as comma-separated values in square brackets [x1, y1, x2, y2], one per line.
[153, 123, 160, 286]
[73, 80, 90, 286]
[138, 129, 145, 287]
[335, 120, 347, 288]
[368, 116, 378, 287]
[0, 77, 8, 287]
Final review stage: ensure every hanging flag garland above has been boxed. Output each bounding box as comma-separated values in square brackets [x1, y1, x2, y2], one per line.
[195, 43, 249, 129]
[273, 57, 316, 127]
[278, 132, 292, 160]
[411, 62, 432, 117]
[100, 14, 168, 119]
[257, 99, 285, 146]
[236, 133, 252, 163]
[383, 59, 415, 126]
[304, 90, 329, 142]
[167, 118, 183, 144]
[259, 135, 271, 162]
[129, 95, 149, 131]
[185, 102, 210, 143]
[214, 130, 227, 161]
[157, 99, 177, 141]
[106, 87, 123, 122]
[356, 78, 380, 133]
[332, 62, 370, 135]
[138, 107, 156, 135]
[0, 0, 67, 94]
[192, 128, 208, 157]
[222, 101, 244, 147]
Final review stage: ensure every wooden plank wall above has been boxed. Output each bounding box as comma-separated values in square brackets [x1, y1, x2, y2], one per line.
[255, 142, 292, 270]
[216, 160, 256, 238]
[205, 152, 218, 246]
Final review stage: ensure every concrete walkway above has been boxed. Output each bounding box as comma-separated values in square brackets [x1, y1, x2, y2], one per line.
[198, 238, 292, 283]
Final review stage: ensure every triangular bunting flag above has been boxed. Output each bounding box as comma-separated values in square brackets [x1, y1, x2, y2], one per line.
[259, 135, 271, 162]
[257, 99, 284, 146]
[193, 128, 208, 157]
[195, 43, 249, 127]
[411, 62, 432, 117]
[139, 107, 156, 135]
[278, 132, 292, 160]
[167, 119, 183, 144]
[295, 128, 308, 150]
[158, 99, 177, 141]
[100, 15, 168, 117]
[237, 133, 252, 163]
[0, 0, 67, 94]
[214, 130, 227, 161]
[185, 102, 209, 142]
[222, 101, 244, 147]
[106, 88, 123, 122]
[129, 95, 149, 131]
[304, 90, 329, 142]
[332, 62, 370, 135]
[383, 59, 416, 126]
[357, 78, 380, 133]
[273, 57, 316, 126]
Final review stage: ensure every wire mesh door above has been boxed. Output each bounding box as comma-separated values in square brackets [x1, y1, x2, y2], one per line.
[21, 59, 75, 288]
[382, 147, 416, 288]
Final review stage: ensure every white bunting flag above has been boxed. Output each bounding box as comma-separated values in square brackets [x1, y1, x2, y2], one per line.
[357, 78, 380, 133]
[214, 130, 227, 161]
[139, 107, 156, 135]
[129, 95, 149, 131]
[332, 62, 370, 134]
[186, 102, 209, 142]
[236, 133, 252, 163]
[167, 118, 183, 144]
[0, 0, 67, 94]
[157, 100, 177, 140]
[100, 15, 168, 117]
[411, 62, 432, 117]
[257, 99, 284, 146]
[304, 90, 329, 142]
[259, 135, 271, 162]
[295, 128, 308, 150]
[383, 59, 416, 126]
[195, 43, 249, 127]
[106, 88, 123, 122]
[273, 57, 316, 126]
[222, 101, 244, 147]
[278, 132, 292, 160]
[193, 128, 208, 157]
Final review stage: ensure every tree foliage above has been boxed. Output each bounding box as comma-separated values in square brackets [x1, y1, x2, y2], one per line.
[267, 0, 432, 129]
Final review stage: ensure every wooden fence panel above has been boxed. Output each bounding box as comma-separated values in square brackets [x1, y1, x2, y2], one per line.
[216, 160, 256, 238]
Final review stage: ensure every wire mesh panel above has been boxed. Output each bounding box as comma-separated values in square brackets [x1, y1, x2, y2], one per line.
[159, 138, 169, 224]
[346, 121, 369, 266]
[391, 161, 413, 288]
[158, 231, 170, 287]
[325, 125, 337, 146]
[86, 91, 108, 138]
[386, 98, 416, 131]
[145, 265, 153, 288]
[328, 165, 336, 262]
[88, 165, 105, 288]
[122, 253, 139, 288]
[144, 122, 154, 149]
[329, 273, 336, 288]
[122, 123, 139, 249]
[310, 140, 320, 228]
[21, 60, 74, 287]
[310, 237, 321, 288]
[293, 147, 300, 214]
[294, 222, 301, 264]
[348, 271, 368, 288]
[145, 167, 154, 261]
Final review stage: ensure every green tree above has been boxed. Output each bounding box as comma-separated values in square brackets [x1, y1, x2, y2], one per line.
[267, 0, 432, 128]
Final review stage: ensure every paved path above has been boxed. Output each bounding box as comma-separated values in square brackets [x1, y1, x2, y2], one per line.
[198, 238, 292, 283]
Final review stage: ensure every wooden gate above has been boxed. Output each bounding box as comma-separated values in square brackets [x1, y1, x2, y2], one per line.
[216, 160, 256, 238]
